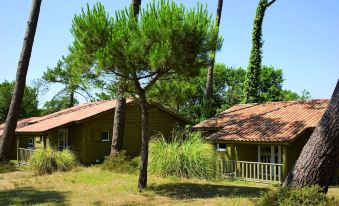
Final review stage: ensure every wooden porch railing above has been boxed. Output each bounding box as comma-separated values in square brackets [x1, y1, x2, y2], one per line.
[18, 148, 34, 166]
[217, 160, 283, 183]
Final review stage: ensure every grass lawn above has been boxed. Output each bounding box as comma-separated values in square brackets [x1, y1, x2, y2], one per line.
[0, 164, 338, 206]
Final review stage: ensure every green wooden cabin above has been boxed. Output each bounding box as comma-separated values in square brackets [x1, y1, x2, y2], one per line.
[194, 99, 331, 183]
[0, 100, 188, 165]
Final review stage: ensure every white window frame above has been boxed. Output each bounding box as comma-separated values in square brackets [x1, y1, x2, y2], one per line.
[27, 137, 34, 149]
[101, 130, 110, 142]
[216, 143, 226, 151]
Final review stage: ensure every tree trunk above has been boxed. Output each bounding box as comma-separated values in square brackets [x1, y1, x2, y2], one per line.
[284, 79, 339, 193]
[138, 93, 149, 191]
[203, 0, 223, 119]
[132, 0, 142, 17]
[69, 91, 75, 108]
[110, 0, 141, 155]
[243, 0, 276, 104]
[110, 94, 126, 155]
[0, 0, 42, 160]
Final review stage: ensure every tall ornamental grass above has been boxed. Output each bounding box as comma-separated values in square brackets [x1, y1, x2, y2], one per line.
[149, 130, 216, 179]
[29, 147, 78, 175]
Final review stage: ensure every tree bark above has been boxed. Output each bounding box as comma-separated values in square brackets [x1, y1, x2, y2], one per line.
[110, 0, 141, 155]
[0, 0, 42, 160]
[203, 0, 223, 119]
[132, 0, 142, 17]
[284, 79, 339, 193]
[69, 91, 75, 108]
[138, 95, 149, 191]
[110, 93, 126, 155]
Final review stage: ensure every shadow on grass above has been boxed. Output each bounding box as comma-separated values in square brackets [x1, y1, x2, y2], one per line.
[149, 182, 268, 199]
[0, 187, 69, 205]
[0, 163, 18, 174]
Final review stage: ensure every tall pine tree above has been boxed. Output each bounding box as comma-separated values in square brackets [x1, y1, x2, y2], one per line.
[111, 0, 142, 155]
[284, 79, 339, 193]
[243, 0, 276, 103]
[0, 0, 42, 160]
[202, 0, 223, 119]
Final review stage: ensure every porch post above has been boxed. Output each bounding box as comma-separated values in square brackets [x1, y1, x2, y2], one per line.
[42, 135, 46, 148]
[257, 145, 261, 162]
[16, 135, 19, 165]
[278, 146, 281, 164]
[270, 145, 275, 163]
[282, 146, 288, 179]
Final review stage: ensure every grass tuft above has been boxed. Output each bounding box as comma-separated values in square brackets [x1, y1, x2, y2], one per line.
[29, 147, 78, 175]
[101, 151, 139, 174]
[149, 130, 217, 179]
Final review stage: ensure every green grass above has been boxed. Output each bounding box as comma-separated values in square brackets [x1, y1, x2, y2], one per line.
[0, 164, 338, 206]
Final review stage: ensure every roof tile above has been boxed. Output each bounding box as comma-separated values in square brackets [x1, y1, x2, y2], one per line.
[194, 99, 329, 142]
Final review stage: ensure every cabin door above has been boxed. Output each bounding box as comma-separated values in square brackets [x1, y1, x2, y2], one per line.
[258, 145, 281, 163]
[58, 128, 68, 151]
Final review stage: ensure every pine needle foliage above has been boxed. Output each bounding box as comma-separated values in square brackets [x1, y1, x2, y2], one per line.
[149, 130, 217, 179]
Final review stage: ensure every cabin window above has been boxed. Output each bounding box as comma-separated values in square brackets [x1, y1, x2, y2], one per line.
[101, 130, 110, 142]
[27, 137, 34, 149]
[216, 143, 226, 151]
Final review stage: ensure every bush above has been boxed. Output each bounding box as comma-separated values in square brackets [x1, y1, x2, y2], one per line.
[29, 147, 78, 175]
[148, 130, 216, 179]
[101, 151, 138, 174]
[256, 185, 338, 206]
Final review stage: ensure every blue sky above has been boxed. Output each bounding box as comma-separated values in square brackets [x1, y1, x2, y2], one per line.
[0, 0, 338, 106]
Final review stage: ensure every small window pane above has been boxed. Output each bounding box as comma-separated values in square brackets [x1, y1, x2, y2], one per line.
[101, 131, 109, 141]
[28, 138, 34, 148]
[217, 143, 226, 151]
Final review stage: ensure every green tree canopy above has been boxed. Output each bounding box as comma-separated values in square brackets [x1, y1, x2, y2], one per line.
[149, 64, 308, 123]
[70, 0, 221, 189]
[43, 55, 97, 109]
[0, 81, 39, 123]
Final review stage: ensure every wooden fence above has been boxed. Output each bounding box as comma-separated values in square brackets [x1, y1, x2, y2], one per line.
[217, 160, 283, 183]
[18, 148, 34, 166]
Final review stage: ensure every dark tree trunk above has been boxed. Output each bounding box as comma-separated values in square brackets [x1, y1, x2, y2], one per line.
[69, 91, 75, 108]
[284, 79, 339, 193]
[203, 0, 223, 119]
[137, 92, 149, 191]
[0, 0, 42, 160]
[110, 0, 141, 155]
[110, 94, 126, 155]
[132, 0, 142, 17]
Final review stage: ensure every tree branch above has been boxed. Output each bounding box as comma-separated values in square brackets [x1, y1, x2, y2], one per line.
[267, 0, 277, 7]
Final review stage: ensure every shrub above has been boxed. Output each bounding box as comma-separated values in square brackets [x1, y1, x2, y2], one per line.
[101, 151, 138, 174]
[256, 185, 338, 206]
[54, 149, 78, 171]
[29, 147, 78, 175]
[148, 130, 216, 179]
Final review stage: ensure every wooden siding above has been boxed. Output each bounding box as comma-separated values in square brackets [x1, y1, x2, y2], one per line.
[78, 103, 186, 164]
[12, 103, 186, 164]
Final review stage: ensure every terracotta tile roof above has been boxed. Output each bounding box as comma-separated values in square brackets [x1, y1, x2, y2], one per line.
[0, 117, 41, 136]
[13, 100, 127, 134]
[194, 99, 329, 142]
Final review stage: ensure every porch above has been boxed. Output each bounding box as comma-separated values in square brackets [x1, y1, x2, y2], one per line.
[217, 160, 284, 183]
[16, 128, 69, 165]
[216, 143, 288, 183]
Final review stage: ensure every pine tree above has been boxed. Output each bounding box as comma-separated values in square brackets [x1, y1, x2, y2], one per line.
[0, 0, 42, 160]
[284, 79, 339, 193]
[243, 0, 276, 103]
[202, 0, 224, 119]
